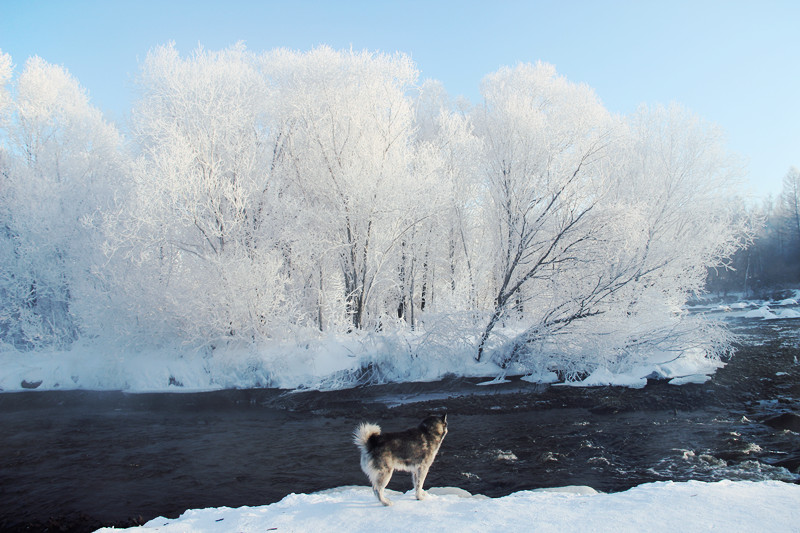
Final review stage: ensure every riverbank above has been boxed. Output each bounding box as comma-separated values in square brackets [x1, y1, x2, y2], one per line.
[96, 481, 800, 533]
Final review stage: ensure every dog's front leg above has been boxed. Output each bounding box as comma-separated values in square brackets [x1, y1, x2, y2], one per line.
[414, 464, 430, 500]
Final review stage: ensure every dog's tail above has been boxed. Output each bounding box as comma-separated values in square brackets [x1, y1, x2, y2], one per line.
[353, 422, 381, 453]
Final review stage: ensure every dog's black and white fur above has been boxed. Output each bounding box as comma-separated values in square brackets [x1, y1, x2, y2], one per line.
[353, 414, 448, 506]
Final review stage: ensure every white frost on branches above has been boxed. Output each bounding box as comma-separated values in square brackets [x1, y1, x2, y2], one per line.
[0, 46, 751, 385]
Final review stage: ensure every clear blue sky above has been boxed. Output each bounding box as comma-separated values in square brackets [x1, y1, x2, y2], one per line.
[1, 0, 797, 199]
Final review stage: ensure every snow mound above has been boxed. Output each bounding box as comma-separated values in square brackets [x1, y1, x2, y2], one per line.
[562, 367, 647, 389]
[95, 480, 800, 533]
[742, 305, 800, 320]
[668, 374, 711, 385]
[769, 308, 800, 320]
[521, 371, 559, 384]
[547, 348, 724, 389]
[744, 306, 777, 319]
[476, 376, 511, 386]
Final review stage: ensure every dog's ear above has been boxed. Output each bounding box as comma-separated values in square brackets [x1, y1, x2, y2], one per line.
[442, 412, 447, 425]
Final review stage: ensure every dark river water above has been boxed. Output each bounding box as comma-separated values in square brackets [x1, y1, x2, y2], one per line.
[1, 318, 798, 532]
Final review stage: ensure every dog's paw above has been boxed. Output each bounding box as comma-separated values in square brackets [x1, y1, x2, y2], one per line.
[381, 499, 393, 506]
[416, 490, 428, 500]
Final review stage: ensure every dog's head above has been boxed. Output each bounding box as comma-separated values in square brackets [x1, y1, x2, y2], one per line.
[421, 413, 448, 439]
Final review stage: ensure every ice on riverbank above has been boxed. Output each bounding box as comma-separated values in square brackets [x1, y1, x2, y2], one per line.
[95, 480, 800, 533]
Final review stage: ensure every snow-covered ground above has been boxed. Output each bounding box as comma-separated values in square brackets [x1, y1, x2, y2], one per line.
[2, 293, 799, 394]
[96, 481, 800, 533]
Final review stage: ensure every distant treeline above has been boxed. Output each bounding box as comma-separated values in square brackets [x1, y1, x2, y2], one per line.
[707, 167, 800, 299]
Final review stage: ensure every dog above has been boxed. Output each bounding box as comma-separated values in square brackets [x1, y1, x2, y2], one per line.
[353, 413, 448, 506]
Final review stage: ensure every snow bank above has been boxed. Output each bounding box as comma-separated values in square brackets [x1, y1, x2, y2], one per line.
[0, 333, 502, 393]
[667, 374, 712, 385]
[742, 305, 800, 320]
[561, 367, 648, 389]
[770, 308, 800, 319]
[95, 480, 800, 533]
[1, 295, 796, 393]
[744, 306, 778, 319]
[0, 340, 726, 393]
[554, 347, 725, 389]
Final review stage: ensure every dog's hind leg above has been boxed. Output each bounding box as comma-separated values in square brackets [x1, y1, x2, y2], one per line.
[373, 469, 394, 506]
[414, 464, 431, 500]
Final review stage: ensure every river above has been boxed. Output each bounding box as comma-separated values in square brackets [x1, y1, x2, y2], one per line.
[0, 317, 798, 532]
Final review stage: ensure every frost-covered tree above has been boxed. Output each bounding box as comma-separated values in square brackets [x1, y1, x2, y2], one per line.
[414, 82, 483, 314]
[268, 47, 434, 331]
[103, 43, 288, 346]
[710, 168, 800, 293]
[0, 45, 752, 386]
[0, 50, 12, 183]
[472, 62, 621, 362]
[0, 50, 11, 121]
[0, 54, 124, 348]
[572, 104, 751, 373]
[470, 65, 748, 377]
[779, 167, 800, 250]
